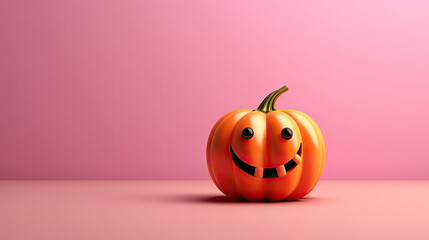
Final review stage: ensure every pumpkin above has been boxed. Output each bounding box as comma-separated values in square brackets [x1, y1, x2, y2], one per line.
[206, 86, 325, 201]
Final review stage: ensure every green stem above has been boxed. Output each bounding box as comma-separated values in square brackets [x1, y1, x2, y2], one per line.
[256, 85, 288, 113]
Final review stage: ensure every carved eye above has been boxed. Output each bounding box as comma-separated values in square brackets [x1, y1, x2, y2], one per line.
[241, 128, 254, 139]
[281, 128, 293, 140]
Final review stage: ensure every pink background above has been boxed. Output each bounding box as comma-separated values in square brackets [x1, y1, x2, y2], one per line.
[1, 0, 429, 180]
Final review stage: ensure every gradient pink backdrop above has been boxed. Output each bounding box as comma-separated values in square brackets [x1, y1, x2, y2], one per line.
[1, 0, 429, 179]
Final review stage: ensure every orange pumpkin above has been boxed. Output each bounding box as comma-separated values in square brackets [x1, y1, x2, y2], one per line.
[206, 86, 325, 201]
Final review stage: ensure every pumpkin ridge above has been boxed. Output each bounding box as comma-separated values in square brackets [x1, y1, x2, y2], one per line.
[207, 110, 247, 191]
[208, 110, 250, 197]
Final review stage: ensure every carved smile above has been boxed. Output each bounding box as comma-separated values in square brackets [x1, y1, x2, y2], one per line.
[230, 144, 302, 178]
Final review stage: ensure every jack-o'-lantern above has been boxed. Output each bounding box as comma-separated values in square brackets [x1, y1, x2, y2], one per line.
[206, 86, 325, 201]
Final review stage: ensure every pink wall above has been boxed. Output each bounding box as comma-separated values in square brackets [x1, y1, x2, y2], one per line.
[1, 0, 429, 179]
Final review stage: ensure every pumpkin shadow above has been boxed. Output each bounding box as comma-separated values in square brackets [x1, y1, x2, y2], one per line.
[173, 194, 325, 204]
[192, 195, 243, 203]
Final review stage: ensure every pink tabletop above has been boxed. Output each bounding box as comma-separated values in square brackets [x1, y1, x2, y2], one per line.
[1, 180, 428, 240]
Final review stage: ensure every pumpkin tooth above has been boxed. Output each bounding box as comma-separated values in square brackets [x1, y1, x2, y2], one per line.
[276, 165, 287, 177]
[254, 167, 264, 178]
[293, 154, 302, 165]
